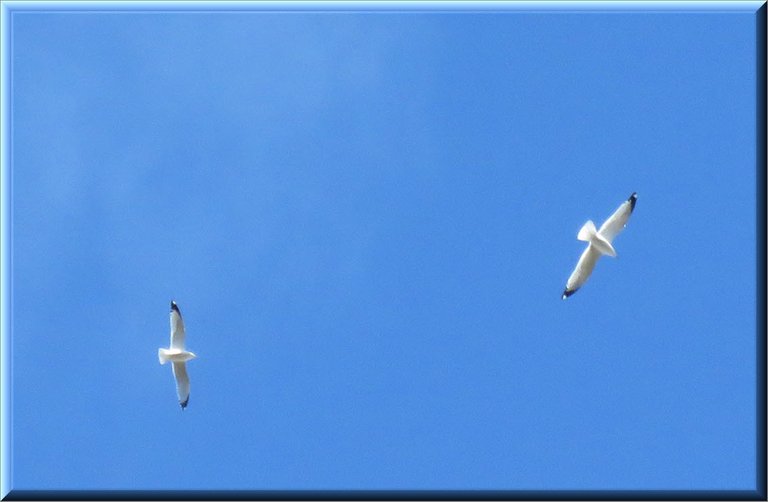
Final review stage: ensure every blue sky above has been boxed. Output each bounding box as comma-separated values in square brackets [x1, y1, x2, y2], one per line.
[4, 1, 761, 493]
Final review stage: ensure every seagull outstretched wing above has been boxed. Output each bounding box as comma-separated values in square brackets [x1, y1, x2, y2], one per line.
[173, 362, 190, 409]
[598, 192, 637, 243]
[563, 245, 600, 299]
[170, 301, 186, 350]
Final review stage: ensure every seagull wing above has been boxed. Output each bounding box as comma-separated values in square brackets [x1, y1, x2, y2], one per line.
[563, 244, 601, 299]
[173, 362, 190, 409]
[598, 192, 637, 243]
[170, 301, 185, 350]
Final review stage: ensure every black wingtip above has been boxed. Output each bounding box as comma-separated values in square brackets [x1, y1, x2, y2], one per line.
[562, 288, 577, 299]
[170, 301, 180, 314]
[628, 192, 637, 212]
[180, 397, 189, 409]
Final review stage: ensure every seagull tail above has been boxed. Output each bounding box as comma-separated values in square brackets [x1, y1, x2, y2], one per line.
[158, 348, 170, 365]
[577, 220, 597, 242]
[577, 220, 617, 257]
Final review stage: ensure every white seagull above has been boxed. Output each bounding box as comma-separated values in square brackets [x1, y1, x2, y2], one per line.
[562, 193, 637, 299]
[158, 301, 197, 409]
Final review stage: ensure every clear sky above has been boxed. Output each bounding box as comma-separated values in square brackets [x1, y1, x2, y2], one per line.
[5, 1, 761, 494]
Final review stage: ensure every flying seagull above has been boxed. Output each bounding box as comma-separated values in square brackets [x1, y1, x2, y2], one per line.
[562, 193, 637, 299]
[158, 301, 197, 409]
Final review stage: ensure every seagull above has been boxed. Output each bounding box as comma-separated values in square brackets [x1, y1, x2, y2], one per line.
[562, 193, 637, 299]
[158, 301, 197, 409]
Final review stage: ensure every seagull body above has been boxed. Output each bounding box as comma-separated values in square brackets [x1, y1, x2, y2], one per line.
[562, 193, 637, 299]
[158, 301, 196, 409]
